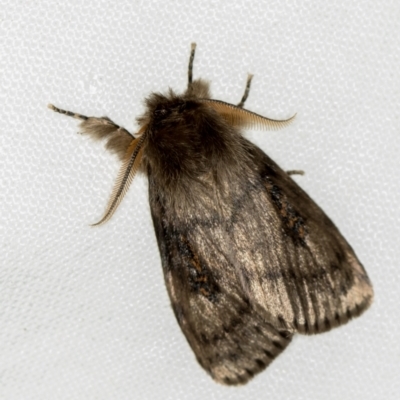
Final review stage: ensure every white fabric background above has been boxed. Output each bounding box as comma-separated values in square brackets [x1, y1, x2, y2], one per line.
[1, 1, 399, 399]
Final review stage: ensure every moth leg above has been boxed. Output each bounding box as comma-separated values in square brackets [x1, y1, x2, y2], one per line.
[237, 73, 254, 108]
[48, 104, 128, 130]
[48, 103, 134, 161]
[48, 104, 90, 121]
[286, 170, 305, 176]
[187, 42, 196, 87]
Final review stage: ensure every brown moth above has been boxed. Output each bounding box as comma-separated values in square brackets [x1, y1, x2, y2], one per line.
[48, 43, 373, 385]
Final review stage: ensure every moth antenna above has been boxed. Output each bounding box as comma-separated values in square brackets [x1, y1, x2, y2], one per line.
[92, 132, 147, 226]
[201, 99, 296, 130]
[237, 73, 254, 108]
[188, 42, 197, 88]
[48, 104, 89, 121]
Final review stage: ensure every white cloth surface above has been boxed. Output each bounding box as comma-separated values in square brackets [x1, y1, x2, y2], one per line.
[1, 1, 399, 399]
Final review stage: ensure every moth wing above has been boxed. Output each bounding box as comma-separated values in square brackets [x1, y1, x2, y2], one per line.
[148, 136, 372, 384]
[231, 143, 374, 334]
[150, 195, 293, 385]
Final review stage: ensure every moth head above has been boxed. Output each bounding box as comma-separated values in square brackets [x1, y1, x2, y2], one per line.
[138, 92, 205, 135]
[153, 98, 187, 123]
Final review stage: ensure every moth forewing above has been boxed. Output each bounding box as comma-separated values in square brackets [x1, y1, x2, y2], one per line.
[49, 43, 373, 386]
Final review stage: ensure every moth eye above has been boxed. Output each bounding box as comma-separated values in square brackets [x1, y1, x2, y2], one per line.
[154, 108, 168, 117]
[178, 102, 187, 112]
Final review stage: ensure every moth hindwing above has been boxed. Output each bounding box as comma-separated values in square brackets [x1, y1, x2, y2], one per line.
[49, 43, 373, 385]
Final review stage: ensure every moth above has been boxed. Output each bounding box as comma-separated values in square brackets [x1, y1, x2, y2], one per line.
[49, 43, 373, 385]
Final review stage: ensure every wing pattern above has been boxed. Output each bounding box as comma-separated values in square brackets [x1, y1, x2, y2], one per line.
[149, 138, 373, 385]
[149, 138, 373, 384]
[150, 191, 292, 385]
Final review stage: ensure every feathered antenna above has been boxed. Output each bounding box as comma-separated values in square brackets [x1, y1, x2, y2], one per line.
[92, 127, 147, 226]
[201, 99, 296, 130]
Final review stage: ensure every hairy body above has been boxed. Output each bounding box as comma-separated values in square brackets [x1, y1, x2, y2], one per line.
[49, 44, 373, 385]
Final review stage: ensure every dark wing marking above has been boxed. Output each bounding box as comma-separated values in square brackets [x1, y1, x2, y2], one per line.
[150, 190, 292, 385]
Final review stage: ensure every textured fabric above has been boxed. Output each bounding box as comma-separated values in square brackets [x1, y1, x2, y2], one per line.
[1, 1, 399, 399]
